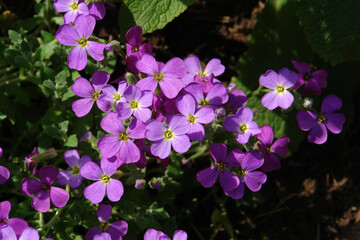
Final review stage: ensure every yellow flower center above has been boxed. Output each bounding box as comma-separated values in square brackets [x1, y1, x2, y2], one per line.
[77, 37, 88, 48]
[276, 85, 285, 94]
[154, 72, 164, 82]
[132, 46, 139, 52]
[91, 90, 100, 101]
[198, 72, 207, 77]
[237, 167, 247, 177]
[72, 166, 80, 175]
[113, 93, 121, 101]
[265, 146, 271, 153]
[187, 114, 196, 124]
[119, 132, 129, 141]
[216, 162, 226, 172]
[99, 221, 110, 231]
[200, 99, 209, 107]
[70, 1, 78, 11]
[239, 123, 248, 133]
[163, 130, 174, 140]
[101, 174, 111, 184]
[317, 113, 326, 123]
[130, 101, 139, 109]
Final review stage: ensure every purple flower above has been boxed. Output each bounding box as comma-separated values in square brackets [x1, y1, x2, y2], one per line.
[125, 26, 152, 72]
[0, 225, 39, 240]
[88, 2, 106, 20]
[152, 93, 178, 122]
[183, 83, 228, 110]
[176, 94, 215, 141]
[116, 85, 153, 122]
[146, 115, 191, 159]
[193, 73, 214, 94]
[296, 94, 345, 144]
[86, 204, 128, 240]
[0, 201, 28, 238]
[224, 150, 267, 200]
[136, 54, 186, 99]
[196, 143, 240, 192]
[259, 68, 297, 110]
[80, 158, 124, 204]
[57, 150, 90, 188]
[227, 89, 247, 112]
[182, 55, 225, 85]
[56, 15, 105, 70]
[53, 0, 89, 24]
[100, 81, 128, 106]
[257, 125, 290, 172]
[24, 147, 39, 176]
[0, 147, 9, 184]
[71, 71, 111, 117]
[291, 60, 327, 95]
[144, 229, 187, 240]
[21, 166, 69, 212]
[97, 112, 146, 164]
[224, 107, 261, 144]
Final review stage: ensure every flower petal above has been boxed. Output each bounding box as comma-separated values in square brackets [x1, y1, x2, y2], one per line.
[69, 174, 82, 188]
[97, 135, 121, 158]
[184, 55, 202, 74]
[21, 178, 42, 196]
[83, 181, 106, 204]
[196, 166, 218, 188]
[0, 225, 17, 240]
[39, 166, 58, 185]
[86, 41, 105, 61]
[204, 58, 225, 76]
[7, 219, 28, 239]
[276, 91, 294, 109]
[324, 113, 346, 134]
[97, 204, 112, 222]
[257, 125, 274, 146]
[136, 76, 158, 93]
[209, 143, 227, 163]
[56, 24, 79, 46]
[150, 140, 171, 159]
[188, 122, 205, 141]
[80, 161, 102, 180]
[291, 59, 311, 74]
[0, 201, 10, 220]
[173, 230, 188, 240]
[261, 153, 281, 172]
[308, 123, 328, 144]
[135, 54, 158, 75]
[296, 110, 317, 131]
[0, 166, 10, 184]
[64, 149, 80, 168]
[224, 181, 245, 200]
[72, 98, 94, 117]
[261, 91, 278, 110]
[50, 187, 69, 208]
[277, 67, 297, 88]
[159, 77, 183, 99]
[271, 136, 290, 156]
[100, 157, 117, 176]
[171, 135, 191, 154]
[244, 171, 267, 192]
[31, 190, 50, 212]
[100, 112, 124, 135]
[167, 115, 190, 135]
[194, 106, 215, 124]
[176, 94, 195, 116]
[57, 170, 71, 185]
[146, 120, 166, 141]
[67, 45, 87, 71]
[220, 170, 239, 192]
[75, 15, 95, 39]
[242, 150, 264, 171]
[106, 179, 124, 202]
[259, 70, 278, 89]
[321, 94, 342, 114]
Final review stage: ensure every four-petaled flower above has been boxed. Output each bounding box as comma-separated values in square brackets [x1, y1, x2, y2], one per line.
[53, 0, 89, 24]
[296, 94, 345, 144]
[56, 15, 105, 70]
[257, 125, 290, 172]
[196, 143, 240, 192]
[86, 204, 128, 240]
[21, 166, 69, 212]
[57, 149, 90, 188]
[146, 115, 191, 159]
[224, 107, 261, 144]
[80, 158, 124, 204]
[136, 54, 186, 99]
[144, 229, 188, 240]
[0, 201, 28, 238]
[259, 68, 297, 110]
[224, 150, 267, 200]
[71, 71, 111, 117]
[97, 112, 146, 164]
[291, 60, 327, 95]
[0, 225, 39, 240]
[0, 147, 10, 184]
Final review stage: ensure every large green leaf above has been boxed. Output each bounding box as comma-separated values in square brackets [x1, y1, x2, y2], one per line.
[231, 0, 313, 153]
[297, 0, 360, 65]
[118, 0, 194, 38]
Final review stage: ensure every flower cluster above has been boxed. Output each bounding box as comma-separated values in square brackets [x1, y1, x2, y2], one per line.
[1, 2, 344, 239]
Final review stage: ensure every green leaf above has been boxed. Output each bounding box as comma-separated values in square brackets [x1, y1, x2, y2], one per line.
[297, 0, 360, 65]
[8, 30, 22, 45]
[13, 87, 31, 107]
[118, 0, 194, 37]
[64, 134, 78, 147]
[41, 30, 55, 43]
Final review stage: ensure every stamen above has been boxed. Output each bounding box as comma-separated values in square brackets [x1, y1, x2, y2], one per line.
[198, 72, 207, 77]
[132, 46, 139, 52]
[239, 123, 248, 133]
[130, 101, 139, 109]
[237, 167, 247, 177]
[42, 184, 50, 192]
[91, 90, 100, 101]
[119, 132, 129, 141]
[72, 166, 80, 175]
[317, 113, 326, 123]
[163, 130, 173, 140]
[200, 99, 209, 107]
[77, 37, 88, 48]
[70, 1, 78, 11]
[154, 72, 164, 82]
[304, 73, 311, 81]
[113, 93, 121, 101]
[187, 114, 196, 124]
[216, 162, 226, 172]
[101, 174, 111, 184]
[276, 85, 285, 94]
[99, 221, 110, 231]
